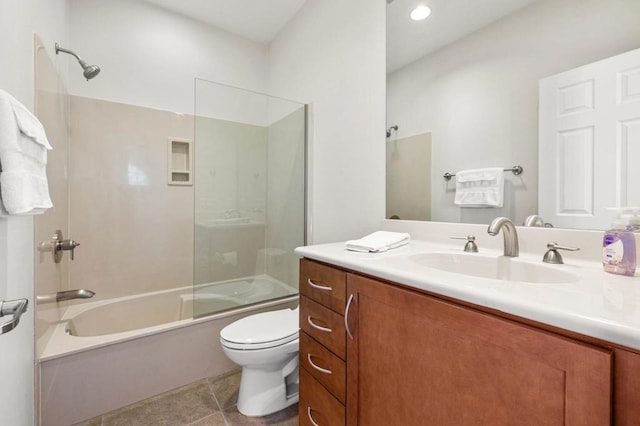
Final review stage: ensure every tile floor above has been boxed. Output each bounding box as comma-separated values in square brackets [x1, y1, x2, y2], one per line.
[74, 369, 298, 426]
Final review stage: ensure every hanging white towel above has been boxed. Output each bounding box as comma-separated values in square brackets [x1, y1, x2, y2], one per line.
[454, 167, 504, 208]
[0, 89, 53, 215]
[345, 231, 410, 253]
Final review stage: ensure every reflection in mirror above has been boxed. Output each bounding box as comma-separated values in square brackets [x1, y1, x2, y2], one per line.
[386, 0, 640, 230]
[538, 48, 640, 230]
[386, 131, 431, 221]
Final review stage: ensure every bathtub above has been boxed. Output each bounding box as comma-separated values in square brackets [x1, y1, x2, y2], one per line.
[40, 275, 298, 426]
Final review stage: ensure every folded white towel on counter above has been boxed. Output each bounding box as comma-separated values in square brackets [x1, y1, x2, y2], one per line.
[454, 167, 504, 208]
[0, 89, 53, 215]
[345, 231, 410, 253]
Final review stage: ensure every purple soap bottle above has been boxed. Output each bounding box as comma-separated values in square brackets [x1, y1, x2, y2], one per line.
[603, 213, 637, 276]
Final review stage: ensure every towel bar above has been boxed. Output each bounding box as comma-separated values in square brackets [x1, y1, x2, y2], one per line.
[443, 165, 523, 181]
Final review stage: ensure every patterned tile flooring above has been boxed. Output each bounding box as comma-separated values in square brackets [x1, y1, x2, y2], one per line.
[74, 369, 298, 426]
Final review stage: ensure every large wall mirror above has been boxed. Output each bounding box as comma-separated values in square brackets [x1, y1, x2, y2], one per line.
[386, 0, 640, 230]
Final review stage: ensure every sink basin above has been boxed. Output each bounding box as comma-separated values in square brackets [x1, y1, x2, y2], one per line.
[408, 253, 579, 284]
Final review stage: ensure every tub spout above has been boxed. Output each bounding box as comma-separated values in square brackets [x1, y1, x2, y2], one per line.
[37, 289, 96, 304]
[57, 289, 95, 301]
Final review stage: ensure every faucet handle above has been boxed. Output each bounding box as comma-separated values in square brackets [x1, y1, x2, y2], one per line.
[543, 242, 580, 264]
[38, 230, 80, 262]
[60, 239, 80, 260]
[450, 235, 479, 253]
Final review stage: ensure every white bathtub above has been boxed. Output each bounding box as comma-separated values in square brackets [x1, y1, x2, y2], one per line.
[40, 275, 298, 426]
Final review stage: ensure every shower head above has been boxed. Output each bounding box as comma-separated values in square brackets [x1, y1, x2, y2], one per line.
[55, 43, 101, 81]
[386, 125, 398, 138]
[80, 61, 101, 80]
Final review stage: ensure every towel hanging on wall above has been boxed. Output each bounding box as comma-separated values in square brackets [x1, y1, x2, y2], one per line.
[454, 167, 504, 208]
[0, 89, 53, 215]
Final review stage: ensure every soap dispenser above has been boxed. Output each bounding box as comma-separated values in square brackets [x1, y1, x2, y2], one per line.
[603, 209, 636, 276]
[628, 209, 640, 233]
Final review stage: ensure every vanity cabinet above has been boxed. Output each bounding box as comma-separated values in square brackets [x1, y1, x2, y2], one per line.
[299, 258, 640, 425]
[299, 259, 347, 425]
[346, 273, 612, 425]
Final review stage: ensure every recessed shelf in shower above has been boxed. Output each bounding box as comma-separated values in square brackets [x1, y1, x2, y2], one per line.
[167, 138, 193, 186]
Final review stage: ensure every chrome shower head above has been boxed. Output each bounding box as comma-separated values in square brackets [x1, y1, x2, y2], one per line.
[55, 43, 101, 81]
[79, 60, 101, 80]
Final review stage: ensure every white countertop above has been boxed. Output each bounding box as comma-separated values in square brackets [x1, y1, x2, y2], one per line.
[295, 240, 640, 351]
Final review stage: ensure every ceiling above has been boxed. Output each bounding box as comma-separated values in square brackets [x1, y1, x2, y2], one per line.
[143, 0, 536, 72]
[143, 0, 308, 44]
[386, 0, 537, 72]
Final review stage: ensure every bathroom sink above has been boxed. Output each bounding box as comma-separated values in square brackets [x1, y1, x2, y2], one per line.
[408, 253, 579, 284]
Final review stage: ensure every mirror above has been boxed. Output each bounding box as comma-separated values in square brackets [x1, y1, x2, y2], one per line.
[386, 0, 640, 230]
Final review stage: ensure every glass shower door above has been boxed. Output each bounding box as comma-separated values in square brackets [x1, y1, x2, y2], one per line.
[193, 79, 306, 318]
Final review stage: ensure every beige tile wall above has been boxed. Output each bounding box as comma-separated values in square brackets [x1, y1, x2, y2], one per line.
[68, 96, 194, 300]
[386, 132, 432, 221]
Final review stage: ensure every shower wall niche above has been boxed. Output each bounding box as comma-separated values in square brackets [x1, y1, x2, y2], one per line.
[193, 79, 306, 318]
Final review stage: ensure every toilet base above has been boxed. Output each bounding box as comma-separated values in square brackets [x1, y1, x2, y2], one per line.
[236, 357, 299, 417]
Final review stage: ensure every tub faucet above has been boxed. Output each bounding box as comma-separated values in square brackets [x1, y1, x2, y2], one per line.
[36, 289, 96, 304]
[488, 217, 519, 257]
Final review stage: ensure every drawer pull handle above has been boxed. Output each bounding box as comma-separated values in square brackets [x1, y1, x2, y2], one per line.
[307, 316, 332, 333]
[307, 278, 332, 292]
[307, 353, 333, 375]
[345, 293, 354, 340]
[307, 406, 320, 426]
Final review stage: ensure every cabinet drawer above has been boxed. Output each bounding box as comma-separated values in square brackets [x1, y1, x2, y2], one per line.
[299, 367, 345, 426]
[300, 331, 346, 404]
[300, 259, 346, 314]
[300, 296, 346, 359]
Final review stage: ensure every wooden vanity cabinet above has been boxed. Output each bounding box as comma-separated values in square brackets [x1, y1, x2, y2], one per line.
[299, 258, 640, 425]
[346, 273, 612, 425]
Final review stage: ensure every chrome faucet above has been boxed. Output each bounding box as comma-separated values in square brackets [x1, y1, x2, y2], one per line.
[523, 214, 554, 228]
[36, 289, 95, 304]
[523, 214, 545, 227]
[488, 217, 519, 257]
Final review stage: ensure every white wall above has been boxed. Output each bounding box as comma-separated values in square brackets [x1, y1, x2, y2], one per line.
[387, 0, 640, 226]
[267, 0, 387, 244]
[0, 1, 70, 423]
[68, 0, 268, 114]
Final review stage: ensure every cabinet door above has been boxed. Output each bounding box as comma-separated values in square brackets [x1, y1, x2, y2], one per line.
[346, 274, 612, 426]
[614, 348, 640, 425]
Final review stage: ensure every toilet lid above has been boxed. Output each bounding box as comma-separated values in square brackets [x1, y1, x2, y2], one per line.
[220, 308, 299, 348]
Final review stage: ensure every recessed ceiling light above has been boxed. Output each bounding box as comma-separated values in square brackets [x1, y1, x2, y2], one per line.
[410, 5, 431, 21]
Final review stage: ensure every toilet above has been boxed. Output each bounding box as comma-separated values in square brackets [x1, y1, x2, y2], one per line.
[220, 306, 300, 416]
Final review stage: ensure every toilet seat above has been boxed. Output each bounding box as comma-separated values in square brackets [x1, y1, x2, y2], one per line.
[220, 308, 299, 350]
